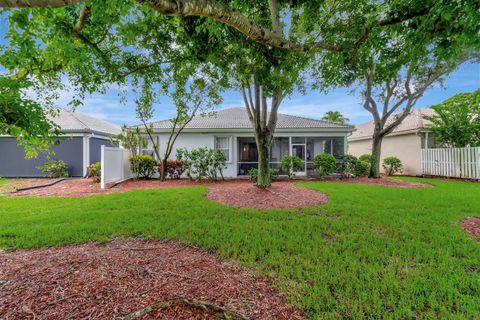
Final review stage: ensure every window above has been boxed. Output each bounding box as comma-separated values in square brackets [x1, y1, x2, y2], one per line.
[215, 136, 231, 162]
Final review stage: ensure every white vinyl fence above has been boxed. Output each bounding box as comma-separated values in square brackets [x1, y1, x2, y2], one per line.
[421, 147, 480, 179]
[101, 146, 133, 189]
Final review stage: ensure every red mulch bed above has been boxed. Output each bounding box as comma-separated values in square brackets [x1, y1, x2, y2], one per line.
[460, 217, 480, 243]
[326, 177, 431, 188]
[0, 239, 304, 320]
[12, 178, 204, 197]
[207, 180, 328, 210]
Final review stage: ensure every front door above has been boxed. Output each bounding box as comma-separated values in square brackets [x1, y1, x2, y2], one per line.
[291, 144, 306, 176]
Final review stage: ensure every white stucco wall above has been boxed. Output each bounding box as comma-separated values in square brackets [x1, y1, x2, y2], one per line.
[151, 131, 350, 178]
[348, 133, 423, 175]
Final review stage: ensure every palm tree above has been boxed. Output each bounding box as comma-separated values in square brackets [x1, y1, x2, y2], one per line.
[322, 111, 349, 124]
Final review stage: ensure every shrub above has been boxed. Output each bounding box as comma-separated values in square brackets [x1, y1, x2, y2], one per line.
[336, 154, 358, 178]
[359, 154, 373, 163]
[39, 158, 68, 178]
[176, 147, 226, 181]
[248, 167, 278, 183]
[129, 154, 157, 179]
[280, 155, 302, 178]
[353, 160, 370, 177]
[383, 156, 403, 176]
[86, 162, 101, 183]
[157, 160, 185, 179]
[313, 154, 337, 177]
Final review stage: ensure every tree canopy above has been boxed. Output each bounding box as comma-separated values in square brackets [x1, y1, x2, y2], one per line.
[425, 89, 480, 148]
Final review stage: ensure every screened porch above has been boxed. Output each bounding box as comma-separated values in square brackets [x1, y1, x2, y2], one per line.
[237, 136, 345, 176]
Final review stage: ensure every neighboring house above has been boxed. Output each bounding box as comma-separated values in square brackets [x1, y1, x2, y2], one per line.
[137, 107, 354, 177]
[348, 108, 437, 175]
[0, 109, 121, 177]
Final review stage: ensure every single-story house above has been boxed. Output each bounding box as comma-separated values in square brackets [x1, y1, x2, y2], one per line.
[138, 107, 354, 177]
[348, 108, 437, 175]
[0, 109, 121, 177]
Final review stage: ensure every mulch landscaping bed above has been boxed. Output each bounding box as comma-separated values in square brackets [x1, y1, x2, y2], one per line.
[12, 178, 204, 197]
[0, 239, 304, 320]
[460, 217, 480, 243]
[207, 181, 328, 210]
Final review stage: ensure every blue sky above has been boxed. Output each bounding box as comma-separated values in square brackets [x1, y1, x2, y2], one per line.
[63, 62, 479, 126]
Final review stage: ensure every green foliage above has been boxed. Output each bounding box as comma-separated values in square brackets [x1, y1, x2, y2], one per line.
[359, 154, 373, 163]
[353, 160, 370, 177]
[248, 167, 278, 183]
[322, 111, 349, 124]
[176, 147, 226, 181]
[38, 158, 68, 178]
[280, 155, 302, 178]
[0, 76, 59, 158]
[129, 154, 156, 179]
[424, 89, 480, 147]
[313, 154, 337, 177]
[336, 154, 358, 178]
[1, 179, 480, 318]
[157, 160, 185, 180]
[111, 127, 145, 156]
[86, 162, 101, 183]
[383, 156, 403, 176]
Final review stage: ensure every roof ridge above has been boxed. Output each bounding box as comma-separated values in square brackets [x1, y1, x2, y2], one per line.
[65, 109, 90, 131]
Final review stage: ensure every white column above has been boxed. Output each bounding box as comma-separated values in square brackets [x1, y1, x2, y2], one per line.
[424, 132, 429, 149]
[100, 145, 105, 189]
[82, 134, 91, 177]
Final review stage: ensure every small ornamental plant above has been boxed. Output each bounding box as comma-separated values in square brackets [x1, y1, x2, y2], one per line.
[280, 155, 302, 178]
[39, 158, 69, 178]
[359, 154, 373, 163]
[336, 154, 358, 178]
[313, 154, 337, 177]
[86, 162, 101, 183]
[129, 154, 157, 179]
[383, 156, 403, 176]
[157, 160, 185, 179]
[353, 160, 370, 177]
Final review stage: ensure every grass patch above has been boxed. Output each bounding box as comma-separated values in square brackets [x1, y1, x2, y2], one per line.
[1, 178, 479, 319]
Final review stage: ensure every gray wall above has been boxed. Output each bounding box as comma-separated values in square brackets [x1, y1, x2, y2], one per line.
[89, 137, 116, 164]
[0, 137, 84, 177]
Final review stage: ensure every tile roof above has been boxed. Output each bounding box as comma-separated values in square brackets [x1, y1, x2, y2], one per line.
[349, 108, 436, 141]
[141, 107, 353, 131]
[49, 109, 122, 136]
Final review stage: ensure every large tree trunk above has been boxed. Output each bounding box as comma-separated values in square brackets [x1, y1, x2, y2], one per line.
[369, 130, 383, 178]
[159, 157, 168, 181]
[255, 131, 273, 188]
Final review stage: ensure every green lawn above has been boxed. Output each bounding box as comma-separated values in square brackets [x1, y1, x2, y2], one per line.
[1, 178, 479, 319]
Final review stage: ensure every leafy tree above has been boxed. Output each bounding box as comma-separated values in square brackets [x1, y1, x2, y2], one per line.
[424, 89, 480, 147]
[111, 126, 146, 157]
[322, 111, 349, 124]
[0, 76, 59, 158]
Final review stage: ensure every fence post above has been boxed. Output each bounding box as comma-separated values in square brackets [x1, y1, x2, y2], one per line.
[100, 145, 105, 189]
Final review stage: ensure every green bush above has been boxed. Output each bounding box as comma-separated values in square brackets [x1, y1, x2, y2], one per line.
[129, 154, 157, 179]
[337, 154, 358, 178]
[39, 158, 68, 178]
[248, 167, 279, 183]
[176, 147, 226, 181]
[383, 156, 403, 176]
[280, 155, 302, 178]
[359, 154, 373, 163]
[353, 160, 370, 177]
[86, 162, 101, 183]
[313, 154, 337, 177]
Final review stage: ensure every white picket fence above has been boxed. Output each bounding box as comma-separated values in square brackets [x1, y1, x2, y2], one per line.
[100, 146, 133, 189]
[421, 147, 480, 179]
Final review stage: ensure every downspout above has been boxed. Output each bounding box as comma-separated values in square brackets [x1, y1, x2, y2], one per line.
[82, 133, 92, 177]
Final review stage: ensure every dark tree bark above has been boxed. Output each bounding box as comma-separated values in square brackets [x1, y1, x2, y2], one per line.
[362, 69, 444, 178]
[242, 79, 283, 188]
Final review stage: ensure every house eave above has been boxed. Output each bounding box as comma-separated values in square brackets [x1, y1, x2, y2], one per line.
[348, 127, 432, 142]
[150, 127, 354, 134]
